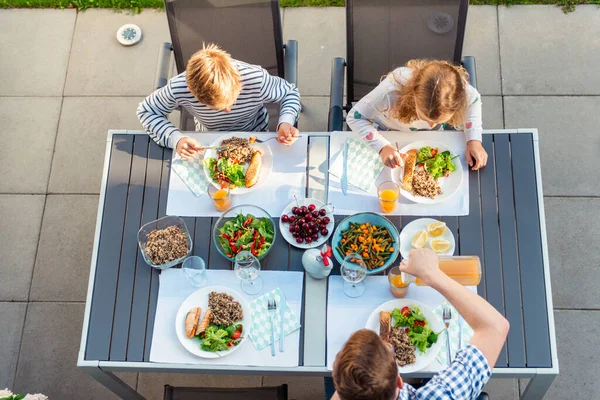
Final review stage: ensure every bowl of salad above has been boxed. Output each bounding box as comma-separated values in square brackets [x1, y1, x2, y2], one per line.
[213, 204, 276, 261]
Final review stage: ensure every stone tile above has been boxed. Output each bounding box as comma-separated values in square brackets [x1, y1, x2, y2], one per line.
[13, 303, 137, 399]
[504, 96, 599, 196]
[298, 96, 329, 132]
[481, 96, 503, 129]
[483, 378, 518, 399]
[463, 6, 502, 96]
[263, 375, 325, 400]
[544, 198, 600, 309]
[0, 195, 45, 301]
[65, 10, 171, 96]
[0, 97, 61, 194]
[0, 302, 27, 389]
[499, 5, 600, 95]
[30, 195, 98, 302]
[283, 7, 345, 96]
[0, 10, 75, 96]
[48, 97, 145, 194]
[138, 373, 262, 400]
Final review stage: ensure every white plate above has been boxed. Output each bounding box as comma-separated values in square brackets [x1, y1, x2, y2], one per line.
[399, 218, 455, 259]
[392, 140, 463, 204]
[175, 286, 251, 358]
[279, 198, 334, 249]
[203, 133, 274, 194]
[365, 299, 444, 373]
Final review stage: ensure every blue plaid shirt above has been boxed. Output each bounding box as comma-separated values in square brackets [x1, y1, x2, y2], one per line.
[398, 345, 491, 400]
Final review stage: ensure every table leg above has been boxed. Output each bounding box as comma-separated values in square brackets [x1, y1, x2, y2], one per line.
[520, 373, 556, 400]
[81, 363, 145, 400]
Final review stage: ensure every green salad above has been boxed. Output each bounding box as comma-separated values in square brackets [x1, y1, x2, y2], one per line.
[197, 323, 243, 352]
[204, 157, 245, 188]
[218, 213, 274, 258]
[391, 306, 439, 353]
[416, 146, 457, 179]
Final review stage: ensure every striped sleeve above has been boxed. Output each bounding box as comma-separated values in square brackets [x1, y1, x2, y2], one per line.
[258, 68, 301, 128]
[136, 78, 186, 149]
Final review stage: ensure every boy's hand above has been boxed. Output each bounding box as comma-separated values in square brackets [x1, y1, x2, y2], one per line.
[277, 123, 300, 146]
[379, 144, 404, 168]
[466, 140, 488, 170]
[399, 248, 442, 287]
[176, 137, 203, 159]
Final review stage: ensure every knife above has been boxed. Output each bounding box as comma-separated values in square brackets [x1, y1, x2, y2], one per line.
[279, 292, 286, 352]
[341, 141, 349, 195]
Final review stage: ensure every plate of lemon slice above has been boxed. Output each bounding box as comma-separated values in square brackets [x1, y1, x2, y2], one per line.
[399, 218, 455, 259]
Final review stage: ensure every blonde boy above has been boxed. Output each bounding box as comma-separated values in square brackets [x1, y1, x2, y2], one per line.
[137, 44, 301, 158]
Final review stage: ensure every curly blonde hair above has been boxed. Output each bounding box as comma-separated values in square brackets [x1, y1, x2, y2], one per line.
[390, 59, 469, 128]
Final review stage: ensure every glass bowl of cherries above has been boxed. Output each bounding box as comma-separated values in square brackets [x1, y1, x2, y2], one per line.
[279, 198, 335, 249]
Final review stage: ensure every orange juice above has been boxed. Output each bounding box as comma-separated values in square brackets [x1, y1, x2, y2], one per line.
[379, 188, 398, 213]
[211, 189, 231, 211]
[403, 256, 482, 286]
[388, 266, 409, 298]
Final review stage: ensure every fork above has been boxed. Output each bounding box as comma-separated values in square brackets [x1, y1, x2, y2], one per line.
[253, 136, 278, 144]
[267, 299, 277, 356]
[443, 306, 453, 366]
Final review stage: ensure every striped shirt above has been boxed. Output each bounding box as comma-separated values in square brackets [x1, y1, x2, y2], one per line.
[137, 60, 301, 149]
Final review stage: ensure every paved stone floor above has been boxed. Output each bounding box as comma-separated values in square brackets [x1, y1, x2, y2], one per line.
[1, 5, 599, 399]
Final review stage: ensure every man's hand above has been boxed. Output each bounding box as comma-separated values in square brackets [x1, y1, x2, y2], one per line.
[466, 140, 488, 170]
[277, 122, 300, 146]
[379, 144, 404, 168]
[176, 137, 203, 159]
[399, 248, 442, 287]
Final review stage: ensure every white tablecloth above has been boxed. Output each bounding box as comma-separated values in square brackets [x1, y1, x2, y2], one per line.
[150, 269, 303, 367]
[326, 275, 476, 372]
[328, 131, 469, 216]
[166, 133, 308, 217]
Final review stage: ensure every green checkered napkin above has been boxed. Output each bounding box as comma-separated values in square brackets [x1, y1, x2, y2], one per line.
[433, 301, 474, 366]
[172, 153, 209, 197]
[248, 288, 301, 351]
[342, 138, 385, 192]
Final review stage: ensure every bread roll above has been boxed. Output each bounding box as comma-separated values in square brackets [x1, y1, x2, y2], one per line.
[379, 311, 391, 342]
[196, 309, 212, 335]
[245, 151, 262, 188]
[401, 150, 417, 192]
[185, 307, 201, 338]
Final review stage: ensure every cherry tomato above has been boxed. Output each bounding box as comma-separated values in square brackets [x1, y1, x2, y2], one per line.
[401, 306, 411, 317]
[231, 329, 242, 340]
[414, 320, 426, 327]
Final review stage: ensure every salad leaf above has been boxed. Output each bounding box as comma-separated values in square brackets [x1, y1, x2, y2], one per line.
[204, 157, 246, 188]
[391, 306, 440, 354]
[418, 146, 433, 162]
[200, 325, 230, 352]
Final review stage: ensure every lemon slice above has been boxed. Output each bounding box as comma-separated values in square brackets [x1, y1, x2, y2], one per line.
[430, 239, 451, 253]
[411, 230, 428, 249]
[427, 221, 447, 237]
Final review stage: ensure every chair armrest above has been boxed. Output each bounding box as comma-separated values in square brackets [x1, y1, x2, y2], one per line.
[328, 57, 346, 132]
[462, 55, 477, 89]
[154, 42, 173, 90]
[284, 40, 298, 87]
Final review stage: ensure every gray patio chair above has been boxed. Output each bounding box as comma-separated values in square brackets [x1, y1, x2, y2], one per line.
[328, 0, 477, 132]
[163, 384, 288, 400]
[154, 0, 298, 132]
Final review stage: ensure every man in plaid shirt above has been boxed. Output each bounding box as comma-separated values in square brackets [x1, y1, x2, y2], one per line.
[330, 249, 510, 400]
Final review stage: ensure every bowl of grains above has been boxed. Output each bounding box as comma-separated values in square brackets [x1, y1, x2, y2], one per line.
[137, 216, 192, 269]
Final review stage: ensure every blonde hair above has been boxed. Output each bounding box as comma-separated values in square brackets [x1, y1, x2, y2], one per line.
[391, 59, 469, 128]
[333, 329, 398, 400]
[186, 43, 242, 109]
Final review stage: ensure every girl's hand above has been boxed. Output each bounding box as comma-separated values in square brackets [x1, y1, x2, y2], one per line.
[466, 140, 488, 170]
[176, 137, 203, 159]
[277, 123, 300, 146]
[379, 144, 404, 168]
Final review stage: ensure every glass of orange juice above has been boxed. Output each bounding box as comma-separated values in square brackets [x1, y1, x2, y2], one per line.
[387, 265, 409, 298]
[208, 185, 231, 212]
[378, 181, 400, 213]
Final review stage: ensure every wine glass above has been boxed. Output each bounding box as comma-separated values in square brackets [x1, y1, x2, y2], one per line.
[234, 251, 263, 295]
[340, 253, 367, 297]
[182, 256, 206, 287]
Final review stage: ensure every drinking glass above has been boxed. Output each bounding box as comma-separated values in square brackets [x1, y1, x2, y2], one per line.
[387, 265, 409, 298]
[182, 256, 206, 287]
[234, 251, 263, 295]
[377, 181, 400, 214]
[340, 253, 367, 297]
[208, 184, 231, 212]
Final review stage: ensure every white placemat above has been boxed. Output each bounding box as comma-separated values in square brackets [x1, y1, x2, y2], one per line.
[166, 133, 308, 217]
[328, 131, 469, 216]
[326, 275, 476, 372]
[150, 269, 304, 367]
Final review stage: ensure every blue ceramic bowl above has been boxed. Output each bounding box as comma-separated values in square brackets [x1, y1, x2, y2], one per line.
[331, 212, 400, 274]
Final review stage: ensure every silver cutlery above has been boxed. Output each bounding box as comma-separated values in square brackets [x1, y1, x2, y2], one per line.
[267, 299, 277, 356]
[279, 292, 286, 352]
[395, 141, 405, 168]
[252, 136, 278, 144]
[442, 306, 453, 366]
[341, 141, 349, 195]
